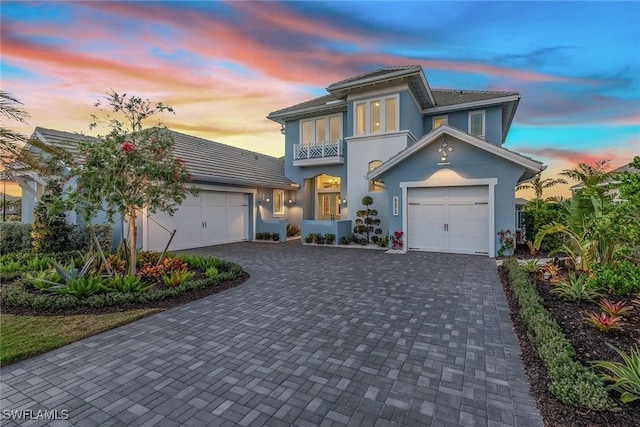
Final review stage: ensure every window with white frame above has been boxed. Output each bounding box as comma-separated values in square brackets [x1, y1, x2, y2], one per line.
[273, 189, 284, 216]
[468, 110, 485, 138]
[300, 114, 342, 145]
[354, 95, 398, 135]
[368, 160, 383, 192]
[433, 115, 448, 129]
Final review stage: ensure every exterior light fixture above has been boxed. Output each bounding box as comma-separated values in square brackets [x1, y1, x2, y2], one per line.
[437, 140, 453, 166]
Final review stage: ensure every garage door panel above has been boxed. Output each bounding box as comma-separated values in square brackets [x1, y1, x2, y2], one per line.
[147, 191, 249, 251]
[408, 204, 445, 251]
[407, 186, 489, 255]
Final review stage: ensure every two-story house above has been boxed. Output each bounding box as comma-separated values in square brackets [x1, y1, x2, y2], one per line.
[268, 65, 544, 256]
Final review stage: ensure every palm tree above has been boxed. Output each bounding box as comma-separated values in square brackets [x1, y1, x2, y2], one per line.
[516, 173, 568, 208]
[0, 91, 63, 179]
[560, 160, 611, 189]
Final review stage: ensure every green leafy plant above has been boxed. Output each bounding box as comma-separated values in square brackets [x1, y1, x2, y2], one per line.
[271, 232, 280, 242]
[286, 223, 300, 237]
[26, 270, 62, 290]
[25, 255, 52, 272]
[324, 233, 336, 244]
[588, 260, 640, 296]
[551, 271, 603, 302]
[108, 274, 152, 293]
[544, 263, 562, 283]
[0, 222, 32, 254]
[30, 178, 72, 254]
[585, 312, 625, 332]
[0, 260, 24, 274]
[590, 345, 640, 403]
[353, 196, 382, 243]
[376, 233, 389, 248]
[314, 233, 326, 244]
[50, 276, 110, 298]
[519, 259, 543, 274]
[597, 299, 633, 317]
[162, 270, 194, 287]
[304, 233, 314, 243]
[525, 240, 537, 256]
[50, 255, 96, 284]
[205, 266, 219, 278]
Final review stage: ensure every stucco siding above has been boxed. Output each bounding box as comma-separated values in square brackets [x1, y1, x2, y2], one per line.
[377, 135, 523, 256]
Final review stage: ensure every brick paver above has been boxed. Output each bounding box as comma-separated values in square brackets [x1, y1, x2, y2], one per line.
[1, 242, 543, 426]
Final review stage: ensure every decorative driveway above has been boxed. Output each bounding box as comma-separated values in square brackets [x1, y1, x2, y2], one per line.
[1, 242, 542, 426]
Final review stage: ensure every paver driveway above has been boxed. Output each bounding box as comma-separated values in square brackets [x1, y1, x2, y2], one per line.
[1, 242, 542, 427]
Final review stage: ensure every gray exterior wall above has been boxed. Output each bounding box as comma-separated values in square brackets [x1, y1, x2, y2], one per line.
[377, 135, 524, 256]
[399, 91, 423, 140]
[423, 105, 504, 145]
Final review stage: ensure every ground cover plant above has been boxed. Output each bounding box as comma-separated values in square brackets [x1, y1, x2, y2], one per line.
[0, 249, 247, 316]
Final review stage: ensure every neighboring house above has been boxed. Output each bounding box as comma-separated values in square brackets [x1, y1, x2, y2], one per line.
[569, 162, 638, 203]
[515, 197, 528, 243]
[18, 127, 300, 251]
[268, 65, 544, 256]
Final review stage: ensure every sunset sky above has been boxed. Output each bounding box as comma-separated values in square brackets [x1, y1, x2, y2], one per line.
[2, 1, 639, 199]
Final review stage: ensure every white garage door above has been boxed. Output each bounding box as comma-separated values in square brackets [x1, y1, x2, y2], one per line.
[407, 186, 489, 255]
[146, 191, 249, 251]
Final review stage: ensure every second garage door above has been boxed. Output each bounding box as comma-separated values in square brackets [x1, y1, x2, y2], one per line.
[407, 186, 489, 255]
[146, 191, 249, 251]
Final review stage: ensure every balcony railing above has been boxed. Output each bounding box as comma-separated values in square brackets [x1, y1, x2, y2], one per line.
[294, 139, 343, 161]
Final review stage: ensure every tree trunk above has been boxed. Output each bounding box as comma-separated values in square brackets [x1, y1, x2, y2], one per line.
[128, 209, 137, 275]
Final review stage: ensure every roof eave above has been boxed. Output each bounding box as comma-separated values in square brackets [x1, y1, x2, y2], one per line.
[327, 67, 422, 97]
[267, 101, 347, 124]
[423, 94, 520, 115]
[368, 125, 544, 180]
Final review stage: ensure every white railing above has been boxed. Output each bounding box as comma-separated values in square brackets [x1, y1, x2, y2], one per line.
[294, 139, 343, 160]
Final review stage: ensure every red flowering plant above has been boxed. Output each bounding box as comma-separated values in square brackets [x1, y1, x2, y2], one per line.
[391, 231, 404, 250]
[67, 91, 199, 274]
[497, 229, 515, 257]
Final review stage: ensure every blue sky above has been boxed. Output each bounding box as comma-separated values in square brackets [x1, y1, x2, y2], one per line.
[2, 0, 639, 197]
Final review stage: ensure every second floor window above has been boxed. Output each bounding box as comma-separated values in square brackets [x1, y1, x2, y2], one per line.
[355, 95, 398, 135]
[433, 115, 448, 129]
[300, 115, 342, 146]
[469, 110, 485, 138]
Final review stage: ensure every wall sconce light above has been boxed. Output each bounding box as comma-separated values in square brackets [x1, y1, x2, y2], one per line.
[437, 140, 453, 166]
[258, 194, 270, 204]
[280, 125, 286, 135]
[287, 190, 296, 206]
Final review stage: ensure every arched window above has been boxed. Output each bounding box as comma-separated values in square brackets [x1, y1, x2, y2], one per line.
[369, 160, 383, 192]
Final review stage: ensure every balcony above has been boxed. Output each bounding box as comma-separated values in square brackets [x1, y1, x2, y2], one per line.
[293, 140, 344, 167]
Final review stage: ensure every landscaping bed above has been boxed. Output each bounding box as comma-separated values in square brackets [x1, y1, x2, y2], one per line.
[499, 263, 640, 427]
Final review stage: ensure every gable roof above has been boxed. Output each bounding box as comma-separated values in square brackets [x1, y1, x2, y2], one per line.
[430, 88, 519, 107]
[367, 124, 544, 182]
[30, 127, 295, 190]
[267, 94, 344, 124]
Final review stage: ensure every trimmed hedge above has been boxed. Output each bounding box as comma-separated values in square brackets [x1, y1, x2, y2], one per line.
[0, 223, 32, 254]
[503, 258, 616, 411]
[0, 258, 244, 312]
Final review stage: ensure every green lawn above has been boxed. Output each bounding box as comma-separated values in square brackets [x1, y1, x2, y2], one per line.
[0, 309, 162, 366]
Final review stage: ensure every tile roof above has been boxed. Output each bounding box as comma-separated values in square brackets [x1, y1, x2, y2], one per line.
[31, 127, 294, 190]
[326, 65, 422, 91]
[430, 89, 519, 107]
[267, 94, 342, 120]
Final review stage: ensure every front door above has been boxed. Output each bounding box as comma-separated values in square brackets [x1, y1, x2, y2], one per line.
[318, 193, 341, 221]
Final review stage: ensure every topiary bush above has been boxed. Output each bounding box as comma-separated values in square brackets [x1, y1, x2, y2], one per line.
[0, 223, 32, 254]
[588, 260, 640, 296]
[354, 196, 382, 243]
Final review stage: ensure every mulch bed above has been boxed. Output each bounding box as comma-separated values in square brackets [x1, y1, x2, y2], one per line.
[1, 273, 249, 317]
[499, 268, 640, 427]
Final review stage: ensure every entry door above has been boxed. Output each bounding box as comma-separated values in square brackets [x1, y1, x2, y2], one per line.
[407, 186, 489, 255]
[318, 193, 341, 221]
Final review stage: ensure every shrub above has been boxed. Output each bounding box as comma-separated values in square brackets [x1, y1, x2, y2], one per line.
[340, 233, 355, 245]
[521, 202, 564, 253]
[255, 232, 272, 240]
[324, 233, 336, 244]
[162, 270, 195, 287]
[376, 233, 389, 248]
[520, 259, 543, 275]
[286, 223, 300, 237]
[589, 345, 640, 404]
[107, 274, 152, 293]
[68, 224, 113, 252]
[205, 266, 219, 278]
[271, 232, 280, 242]
[51, 276, 110, 298]
[551, 271, 603, 302]
[502, 259, 615, 410]
[314, 233, 326, 244]
[0, 222, 31, 254]
[497, 229, 515, 257]
[585, 312, 626, 332]
[597, 299, 633, 317]
[391, 231, 404, 250]
[304, 233, 314, 243]
[31, 179, 72, 253]
[354, 196, 382, 243]
[588, 260, 640, 296]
